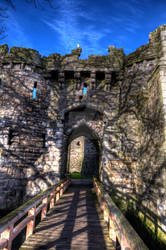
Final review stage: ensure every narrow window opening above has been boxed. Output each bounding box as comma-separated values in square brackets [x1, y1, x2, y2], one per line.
[33, 81, 37, 99]
[0, 79, 2, 95]
[51, 70, 58, 81]
[83, 83, 87, 95]
[8, 129, 14, 145]
[111, 71, 116, 84]
[42, 133, 46, 148]
[96, 71, 105, 81]
[34, 81, 37, 88]
[65, 71, 74, 80]
[0, 78, 3, 90]
[81, 71, 90, 78]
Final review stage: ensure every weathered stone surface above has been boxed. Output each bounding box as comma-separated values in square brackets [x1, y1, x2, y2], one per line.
[0, 25, 166, 240]
[0, 44, 9, 56]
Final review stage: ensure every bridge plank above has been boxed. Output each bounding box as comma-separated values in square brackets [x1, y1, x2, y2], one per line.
[20, 186, 115, 250]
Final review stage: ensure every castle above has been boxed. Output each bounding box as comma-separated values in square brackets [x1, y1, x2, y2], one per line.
[0, 25, 166, 234]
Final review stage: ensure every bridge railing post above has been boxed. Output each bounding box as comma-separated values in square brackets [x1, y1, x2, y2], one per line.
[65, 180, 69, 191]
[41, 196, 48, 220]
[1, 223, 13, 250]
[103, 203, 109, 223]
[63, 181, 66, 193]
[63, 181, 67, 192]
[56, 186, 60, 201]
[60, 183, 64, 196]
[108, 216, 117, 247]
[120, 235, 130, 250]
[26, 206, 36, 239]
[50, 191, 55, 210]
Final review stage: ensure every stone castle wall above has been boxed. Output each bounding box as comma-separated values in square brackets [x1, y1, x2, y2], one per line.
[68, 136, 84, 174]
[0, 25, 166, 233]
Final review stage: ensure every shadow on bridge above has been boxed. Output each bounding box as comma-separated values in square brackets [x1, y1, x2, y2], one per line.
[20, 185, 113, 250]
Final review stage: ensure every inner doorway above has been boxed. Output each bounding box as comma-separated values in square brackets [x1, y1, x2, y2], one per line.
[67, 135, 100, 178]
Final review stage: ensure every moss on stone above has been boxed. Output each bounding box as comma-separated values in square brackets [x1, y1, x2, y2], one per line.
[71, 47, 82, 56]
[109, 192, 166, 249]
[158, 227, 166, 245]
[0, 44, 9, 55]
[149, 25, 166, 42]
[9, 47, 42, 65]
[125, 43, 157, 66]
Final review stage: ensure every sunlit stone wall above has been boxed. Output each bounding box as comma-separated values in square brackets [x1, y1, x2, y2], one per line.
[0, 25, 166, 235]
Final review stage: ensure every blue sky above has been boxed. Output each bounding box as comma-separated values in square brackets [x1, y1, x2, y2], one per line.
[1, 0, 166, 58]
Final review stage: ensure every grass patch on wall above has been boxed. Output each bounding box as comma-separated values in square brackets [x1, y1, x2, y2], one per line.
[70, 172, 92, 179]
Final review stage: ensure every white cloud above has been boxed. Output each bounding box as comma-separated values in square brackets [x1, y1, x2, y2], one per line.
[42, 0, 146, 57]
[3, 9, 32, 48]
[42, 0, 110, 57]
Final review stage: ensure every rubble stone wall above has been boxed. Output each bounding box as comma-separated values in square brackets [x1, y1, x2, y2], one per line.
[0, 25, 166, 234]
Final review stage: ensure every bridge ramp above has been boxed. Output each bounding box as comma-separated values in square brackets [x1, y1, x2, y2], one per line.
[19, 186, 115, 250]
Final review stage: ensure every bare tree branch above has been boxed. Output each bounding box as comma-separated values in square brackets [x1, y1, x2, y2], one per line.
[25, 0, 57, 9]
[0, 25, 7, 40]
[0, 0, 57, 40]
[0, 5, 8, 39]
[43, 0, 57, 9]
[4, 0, 16, 10]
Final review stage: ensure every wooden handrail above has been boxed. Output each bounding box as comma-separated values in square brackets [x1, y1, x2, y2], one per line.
[0, 238, 7, 249]
[93, 178, 149, 250]
[0, 178, 71, 250]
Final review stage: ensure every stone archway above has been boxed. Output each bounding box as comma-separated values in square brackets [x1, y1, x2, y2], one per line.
[66, 125, 101, 178]
[59, 105, 104, 178]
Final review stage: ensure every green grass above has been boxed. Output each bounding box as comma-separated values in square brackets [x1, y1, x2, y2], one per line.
[70, 172, 92, 179]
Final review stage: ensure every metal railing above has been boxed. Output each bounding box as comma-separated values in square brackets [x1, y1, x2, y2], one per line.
[93, 178, 149, 250]
[0, 178, 71, 250]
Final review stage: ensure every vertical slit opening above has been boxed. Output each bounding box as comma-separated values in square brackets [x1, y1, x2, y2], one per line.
[65, 71, 74, 80]
[96, 71, 105, 80]
[0, 78, 2, 94]
[81, 71, 90, 78]
[42, 133, 46, 148]
[8, 129, 14, 145]
[33, 81, 37, 99]
[83, 83, 87, 95]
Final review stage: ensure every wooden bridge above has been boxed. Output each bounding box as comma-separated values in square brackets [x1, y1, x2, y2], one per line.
[0, 178, 148, 250]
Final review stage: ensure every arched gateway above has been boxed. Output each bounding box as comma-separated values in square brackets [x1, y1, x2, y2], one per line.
[60, 105, 104, 178]
[0, 25, 166, 234]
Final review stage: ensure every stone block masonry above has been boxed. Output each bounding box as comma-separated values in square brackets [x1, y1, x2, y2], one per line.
[0, 25, 166, 239]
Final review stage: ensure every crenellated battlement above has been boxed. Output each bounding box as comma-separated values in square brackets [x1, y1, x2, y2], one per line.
[0, 26, 166, 246]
